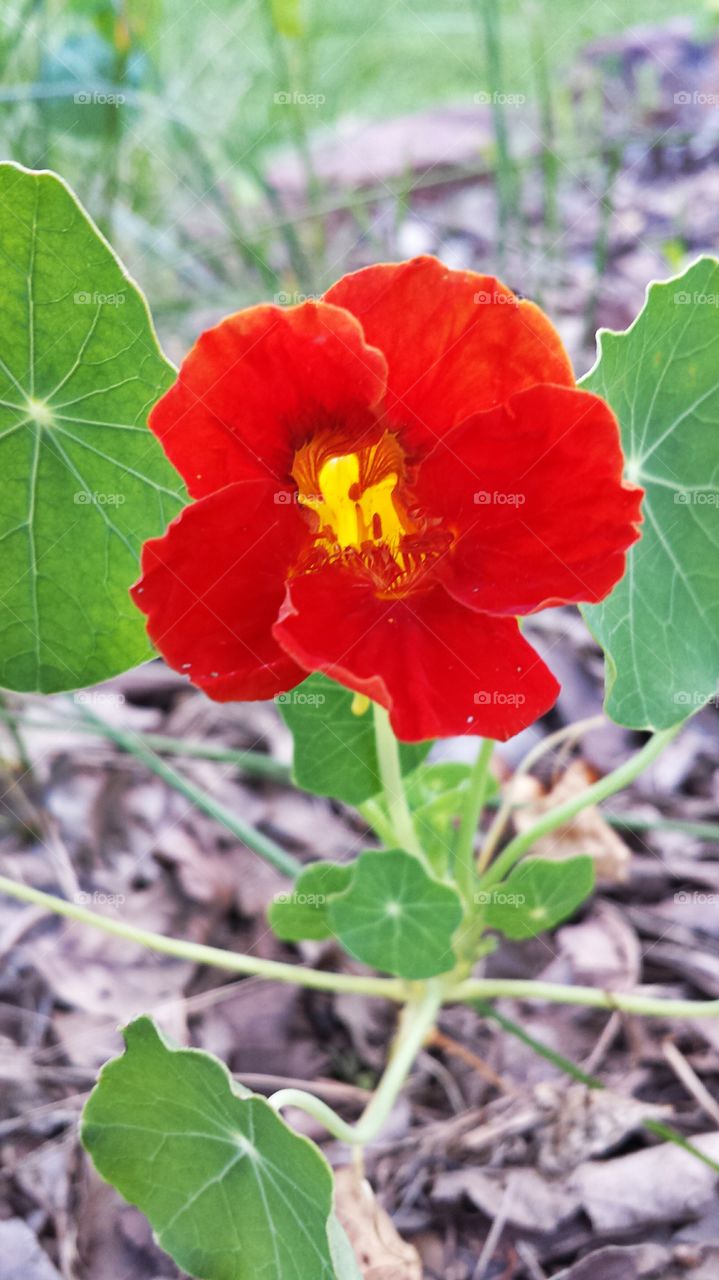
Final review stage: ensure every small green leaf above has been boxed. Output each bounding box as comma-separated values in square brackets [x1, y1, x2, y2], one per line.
[328, 849, 463, 979]
[278, 674, 430, 805]
[0, 162, 185, 693]
[81, 1017, 338, 1280]
[481, 856, 594, 939]
[580, 257, 719, 729]
[268, 861, 353, 942]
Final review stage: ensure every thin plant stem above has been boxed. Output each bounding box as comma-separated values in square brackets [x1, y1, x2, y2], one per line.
[479, 726, 680, 890]
[1, 872, 718, 1019]
[269, 981, 443, 1145]
[373, 703, 424, 860]
[71, 704, 300, 878]
[0, 874, 404, 1000]
[449, 975, 719, 1018]
[478, 714, 605, 874]
[455, 738, 494, 901]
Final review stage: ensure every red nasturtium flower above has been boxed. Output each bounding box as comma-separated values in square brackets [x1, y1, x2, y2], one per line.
[132, 257, 642, 742]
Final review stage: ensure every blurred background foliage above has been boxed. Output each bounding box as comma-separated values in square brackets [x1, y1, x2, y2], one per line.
[1, 0, 717, 368]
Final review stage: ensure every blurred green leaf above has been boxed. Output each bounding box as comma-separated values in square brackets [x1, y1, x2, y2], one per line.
[482, 855, 594, 939]
[268, 861, 353, 942]
[278, 674, 430, 805]
[581, 257, 719, 729]
[328, 848, 463, 978]
[0, 163, 184, 692]
[81, 1017, 338, 1280]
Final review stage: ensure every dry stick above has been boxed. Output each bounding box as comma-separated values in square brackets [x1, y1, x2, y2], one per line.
[662, 1038, 719, 1129]
[429, 1028, 510, 1094]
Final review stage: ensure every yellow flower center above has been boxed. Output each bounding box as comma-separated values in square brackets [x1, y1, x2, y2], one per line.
[298, 445, 407, 554]
[291, 430, 450, 595]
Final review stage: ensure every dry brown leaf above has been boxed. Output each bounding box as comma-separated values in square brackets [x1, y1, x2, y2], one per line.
[555, 901, 641, 990]
[334, 1166, 422, 1279]
[513, 761, 631, 883]
[570, 1131, 719, 1232]
[0, 1219, 62, 1280]
[432, 1164, 579, 1233]
[552, 1242, 671, 1280]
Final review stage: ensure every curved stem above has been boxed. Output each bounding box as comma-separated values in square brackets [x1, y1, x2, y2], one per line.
[373, 703, 424, 859]
[478, 714, 604, 874]
[0, 874, 405, 1001]
[73, 703, 300, 878]
[479, 726, 680, 891]
[454, 738, 494, 901]
[448, 975, 719, 1018]
[269, 980, 443, 1143]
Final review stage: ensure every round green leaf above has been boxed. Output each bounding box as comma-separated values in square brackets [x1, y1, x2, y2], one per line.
[268, 861, 353, 942]
[328, 848, 463, 979]
[580, 257, 719, 728]
[480, 855, 594, 939]
[81, 1017, 338, 1280]
[0, 162, 184, 692]
[278, 674, 430, 805]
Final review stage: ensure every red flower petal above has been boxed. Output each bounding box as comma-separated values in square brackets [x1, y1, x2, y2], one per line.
[273, 567, 560, 741]
[323, 256, 575, 453]
[413, 384, 643, 616]
[132, 479, 308, 700]
[149, 302, 388, 498]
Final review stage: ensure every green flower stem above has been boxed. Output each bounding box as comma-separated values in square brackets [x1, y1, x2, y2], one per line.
[373, 703, 424, 859]
[0, 873, 402, 1000]
[72, 703, 300, 878]
[478, 726, 680, 891]
[454, 738, 494, 902]
[0, 705, 290, 780]
[269, 980, 443, 1144]
[449, 976, 719, 1019]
